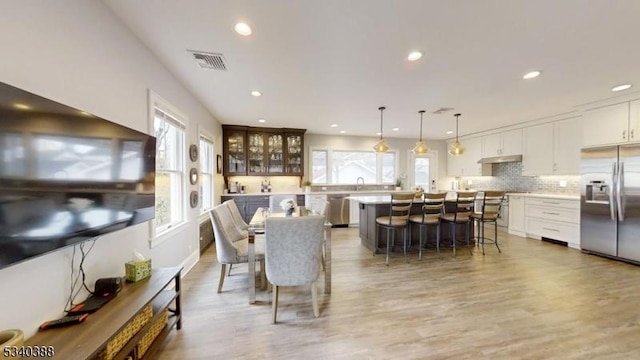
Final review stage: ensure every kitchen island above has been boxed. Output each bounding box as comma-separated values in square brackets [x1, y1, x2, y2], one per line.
[350, 194, 476, 255]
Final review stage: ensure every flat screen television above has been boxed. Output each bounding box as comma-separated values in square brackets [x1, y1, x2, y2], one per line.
[0, 80, 155, 270]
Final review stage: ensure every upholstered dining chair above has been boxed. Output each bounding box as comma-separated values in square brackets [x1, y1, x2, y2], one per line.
[375, 193, 414, 265]
[223, 199, 250, 276]
[470, 191, 505, 255]
[209, 203, 265, 293]
[408, 192, 447, 259]
[440, 191, 476, 256]
[265, 215, 325, 324]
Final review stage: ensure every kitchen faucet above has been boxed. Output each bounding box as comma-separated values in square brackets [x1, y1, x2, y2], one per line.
[356, 177, 365, 191]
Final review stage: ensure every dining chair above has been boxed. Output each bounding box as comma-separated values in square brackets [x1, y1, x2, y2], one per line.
[223, 199, 250, 276]
[470, 191, 505, 255]
[440, 191, 476, 256]
[265, 215, 325, 323]
[408, 192, 447, 259]
[375, 193, 414, 265]
[209, 203, 265, 293]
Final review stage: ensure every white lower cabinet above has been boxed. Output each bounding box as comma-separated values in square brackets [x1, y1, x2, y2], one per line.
[524, 196, 580, 249]
[508, 195, 526, 236]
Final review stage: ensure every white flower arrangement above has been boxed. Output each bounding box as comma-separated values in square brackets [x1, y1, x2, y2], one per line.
[280, 198, 297, 212]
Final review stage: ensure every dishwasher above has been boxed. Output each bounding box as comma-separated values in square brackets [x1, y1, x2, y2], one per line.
[328, 193, 350, 227]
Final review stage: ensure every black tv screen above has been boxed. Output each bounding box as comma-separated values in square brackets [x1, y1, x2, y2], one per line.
[0, 81, 155, 269]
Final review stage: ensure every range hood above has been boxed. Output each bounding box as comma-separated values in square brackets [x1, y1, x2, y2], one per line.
[477, 154, 523, 164]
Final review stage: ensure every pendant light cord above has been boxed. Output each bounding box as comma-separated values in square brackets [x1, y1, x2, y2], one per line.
[454, 113, 461, 142]
[379, 106, 386, 140]
[419, 110, 425, 141]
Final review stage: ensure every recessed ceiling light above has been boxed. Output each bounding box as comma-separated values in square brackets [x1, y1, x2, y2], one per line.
[251, 91, 262, 97]
[392, 128, 399, 131]
[330, 124, 338, 128]
[523, 71, 541, 79]
[407, 51, 423, 61]
[258, 119, 266, 123]
[234, 22, 252, 36]
[340, 130, 346, 134]
[612, 84, 632, 92]
[13, 103, 30, 110]
[446, 130, 454, 135]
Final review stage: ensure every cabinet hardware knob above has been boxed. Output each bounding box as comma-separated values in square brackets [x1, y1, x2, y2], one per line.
[623, 130, 627, 139]
[632, 129, 635, 139]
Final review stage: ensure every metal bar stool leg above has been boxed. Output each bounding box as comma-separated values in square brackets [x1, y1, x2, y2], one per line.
[495, 220, 501, 253]
[386, 227, 391, 266]
[419, 225, 424, 260]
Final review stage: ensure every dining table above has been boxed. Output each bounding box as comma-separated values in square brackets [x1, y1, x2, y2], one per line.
[246, 207, 332, 304]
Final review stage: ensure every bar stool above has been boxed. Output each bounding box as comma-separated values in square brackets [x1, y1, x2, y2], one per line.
[375, 193, 414, 266]
[440, 191, 475, 256]
[409, 192, 447, 259]
[471, 191, 505, 255]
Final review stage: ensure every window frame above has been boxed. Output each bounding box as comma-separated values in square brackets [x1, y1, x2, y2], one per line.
[148, 90, 188, 247]
[309, 147, 398, 185]
[199, 130, 215, 215]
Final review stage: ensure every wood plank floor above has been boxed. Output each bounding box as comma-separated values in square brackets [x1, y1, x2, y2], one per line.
[158, 227, 640, 359]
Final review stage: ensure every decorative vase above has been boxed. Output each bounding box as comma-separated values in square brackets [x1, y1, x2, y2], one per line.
[286, 208, 294, 216]
[0, 329, 24, 356]
[305, 186, 311, 193]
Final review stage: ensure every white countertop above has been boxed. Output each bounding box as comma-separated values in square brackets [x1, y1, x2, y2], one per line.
[222, 189, 405, 196]
[507, 193, 580, 200]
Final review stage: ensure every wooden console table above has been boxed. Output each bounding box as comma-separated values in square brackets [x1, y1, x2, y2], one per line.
[25, 267, 182, 360]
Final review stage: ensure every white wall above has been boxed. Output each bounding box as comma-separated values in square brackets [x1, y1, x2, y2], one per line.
[304, 134, 447, 190]
[0, 0, 221, 337]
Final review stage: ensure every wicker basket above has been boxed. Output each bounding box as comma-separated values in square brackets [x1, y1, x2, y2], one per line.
[98, 303, 153, 360]
[136, 309, 168, 358]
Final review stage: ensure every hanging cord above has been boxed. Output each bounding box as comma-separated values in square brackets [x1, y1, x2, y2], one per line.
[64, 237, 98, 312]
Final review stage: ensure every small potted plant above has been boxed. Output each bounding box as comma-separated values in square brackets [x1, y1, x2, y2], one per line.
[395, 178, 402, 191]
[302, 179, 312, 193]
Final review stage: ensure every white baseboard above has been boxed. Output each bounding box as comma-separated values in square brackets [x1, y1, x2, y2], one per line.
[180, 249, 200, 276]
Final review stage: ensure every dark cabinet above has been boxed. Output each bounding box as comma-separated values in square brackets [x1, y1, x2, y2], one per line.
[223, 126, 247, 176]
[223, 125, 305, 176]
[245, 195, 270, 223]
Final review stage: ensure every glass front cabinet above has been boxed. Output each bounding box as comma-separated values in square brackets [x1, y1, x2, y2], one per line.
[223, 126, 246, 176]
[222, 125, 305, 176]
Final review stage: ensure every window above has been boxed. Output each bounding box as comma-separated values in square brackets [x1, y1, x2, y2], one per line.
[311, 149, 397, 184]
[153, 107, 186, 234]
[311, 150, 327, 184]
[199, 134, 214, 213]
[414, 157, 430, 190]
[410, 151, 438, 192]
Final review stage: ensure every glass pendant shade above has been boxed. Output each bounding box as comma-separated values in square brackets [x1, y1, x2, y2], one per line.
[413, 140, 429, 154]
[412, 110, 429, 154]
[448, 141, 465, 156]
[373, 139, 390, 152]
[448, 113, 465, 156]
[373, 106, 389, 153]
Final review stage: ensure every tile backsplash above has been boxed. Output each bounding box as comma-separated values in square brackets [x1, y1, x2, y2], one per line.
[459, 162, 580, 194]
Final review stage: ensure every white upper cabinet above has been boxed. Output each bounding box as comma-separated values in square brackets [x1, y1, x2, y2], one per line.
[481, 129, 522, 157]
[501, 129, 523, 156]
[522, 123, 554, 175]
[582, 102, 630, 147]
[630, 100, 640, 143]
[447, 137, 483, 176]
[523, 118, 581, 176]
[553, 117, 581, 174]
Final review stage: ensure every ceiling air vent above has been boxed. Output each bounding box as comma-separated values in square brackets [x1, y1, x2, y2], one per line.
[432, 107, 454, 115]
[188, 50, 228, 71]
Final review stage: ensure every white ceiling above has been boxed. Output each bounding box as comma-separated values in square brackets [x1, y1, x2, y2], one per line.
[104, 0, 640, 140]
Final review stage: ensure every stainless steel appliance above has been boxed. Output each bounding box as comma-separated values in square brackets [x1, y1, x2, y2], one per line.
[328, 193, 350, 227]
[581, 145, 640, 263]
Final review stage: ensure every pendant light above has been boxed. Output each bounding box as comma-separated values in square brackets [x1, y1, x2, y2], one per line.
[412, 110, 429, 154]
[448, 113, 465, 156]
[373, 106, 389, 152]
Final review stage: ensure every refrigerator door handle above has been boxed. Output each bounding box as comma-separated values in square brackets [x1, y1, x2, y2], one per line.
[617, 162, 625, 221]
[610, 162, 617, 221]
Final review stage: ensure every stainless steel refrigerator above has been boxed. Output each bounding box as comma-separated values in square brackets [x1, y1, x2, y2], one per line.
[581, 145, 640, 263]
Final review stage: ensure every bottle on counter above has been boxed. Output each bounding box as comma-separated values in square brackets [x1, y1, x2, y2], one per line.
[267, 181, 271, 192]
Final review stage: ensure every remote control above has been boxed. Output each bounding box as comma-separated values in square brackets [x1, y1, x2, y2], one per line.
[39, 314, 88, 330]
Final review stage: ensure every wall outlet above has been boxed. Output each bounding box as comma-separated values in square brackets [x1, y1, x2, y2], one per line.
[321, 186, 327, 191]
[559, 180, 567, 188]
[384, 185, 389, 189]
